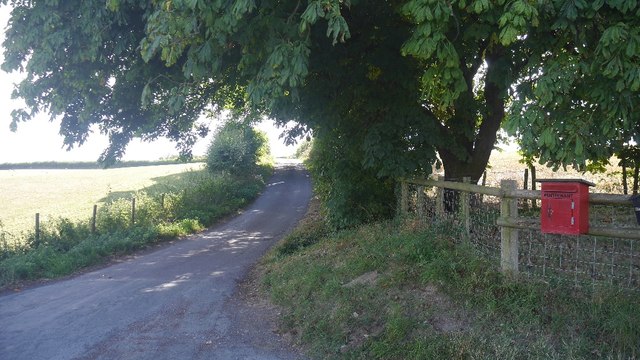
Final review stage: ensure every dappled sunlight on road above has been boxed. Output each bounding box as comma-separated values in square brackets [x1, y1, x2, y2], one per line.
[136, 229, 272, 294]
[142, 273, 193, 293]
[119, 229, 274, 296]
[203, 230, 272, 255]
[174, 247, 213, 259]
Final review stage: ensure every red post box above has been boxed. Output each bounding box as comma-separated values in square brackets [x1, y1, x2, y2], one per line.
[536, 179, 595, 235]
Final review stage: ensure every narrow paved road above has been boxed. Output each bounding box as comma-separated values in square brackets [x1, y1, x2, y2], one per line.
[0, 163, 311, 360]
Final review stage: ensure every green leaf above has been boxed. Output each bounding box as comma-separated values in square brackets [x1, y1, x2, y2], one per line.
[301, 1, 323, 24]
[626, 38, 637, 57]
[140, 83, 151, 109]
[185, 0, 198, 10]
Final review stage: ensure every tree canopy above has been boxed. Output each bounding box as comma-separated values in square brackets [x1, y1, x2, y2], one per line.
[504, 0, 640, 170]
[3, 0, 639, 225]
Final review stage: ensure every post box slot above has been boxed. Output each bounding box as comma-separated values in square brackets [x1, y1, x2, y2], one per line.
[542, 184, 578, 192]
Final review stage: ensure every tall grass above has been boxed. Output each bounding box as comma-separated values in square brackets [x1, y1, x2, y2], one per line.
[262, 214, 640, 359]
[0, 166, 271, 288]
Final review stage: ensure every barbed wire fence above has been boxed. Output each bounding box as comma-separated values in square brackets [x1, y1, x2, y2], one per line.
[401, 176, 640, 291]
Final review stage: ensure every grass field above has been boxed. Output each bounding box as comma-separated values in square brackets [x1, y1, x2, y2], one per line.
[0, 163, 204, 237]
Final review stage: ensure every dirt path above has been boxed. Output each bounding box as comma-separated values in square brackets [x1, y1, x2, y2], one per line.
[0, 162, 311, 360]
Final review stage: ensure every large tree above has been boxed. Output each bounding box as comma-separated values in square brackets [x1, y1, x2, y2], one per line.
[3, 0, 638, 223]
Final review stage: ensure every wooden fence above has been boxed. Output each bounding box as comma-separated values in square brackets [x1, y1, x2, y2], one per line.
[31, 198, 139, 243]
[27, 194, 172, 242]
[400, 177, 640, 288]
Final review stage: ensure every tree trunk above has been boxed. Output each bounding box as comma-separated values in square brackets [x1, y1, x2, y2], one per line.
[434, 44, 507, 213]
[439, 149, 493, 212]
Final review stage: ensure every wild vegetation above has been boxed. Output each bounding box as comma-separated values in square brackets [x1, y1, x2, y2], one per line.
[260, 201, 640, 359]
[0, 123, 271, 289]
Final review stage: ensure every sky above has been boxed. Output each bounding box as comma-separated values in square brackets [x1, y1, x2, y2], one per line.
[0, 7, 296, 164]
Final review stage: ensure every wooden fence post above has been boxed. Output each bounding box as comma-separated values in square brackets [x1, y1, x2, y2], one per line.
[622, 161, 628, 195]
[400, 181, 409, 216]
[35, 213, 40, 243]
[436, 175, 445, 217]
[523, 169, 530, 211]
[160, 193, 165, 209]
[500, 180, 519, 276]
[461, 177, 471, 240]
[131, 198, 136, 226]
[91, 205, 97, 233]
[416, 186, 425, 223]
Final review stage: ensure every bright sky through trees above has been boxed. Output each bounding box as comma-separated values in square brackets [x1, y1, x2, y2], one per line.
[0, 6, 293, 164]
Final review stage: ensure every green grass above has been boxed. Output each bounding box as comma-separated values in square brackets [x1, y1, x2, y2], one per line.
[0, 163, 272, 288]
[261, 211, 640, 359]
[0, 163, 203, 238]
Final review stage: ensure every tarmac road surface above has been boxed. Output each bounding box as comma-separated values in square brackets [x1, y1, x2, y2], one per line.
[0, 162, 311, 360]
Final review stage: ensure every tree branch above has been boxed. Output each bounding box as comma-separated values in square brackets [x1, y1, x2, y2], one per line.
[287, 0, 302, 24]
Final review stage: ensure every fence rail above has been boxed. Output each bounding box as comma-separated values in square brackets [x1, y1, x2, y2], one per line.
[400, 176, 640, 290]
[404, 177, 635, 205]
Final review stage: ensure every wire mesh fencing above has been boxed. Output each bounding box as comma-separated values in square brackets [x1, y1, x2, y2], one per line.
[519, 231, 639, 289]
[401, 179, 640, 291]
[520, 199, 640, 289]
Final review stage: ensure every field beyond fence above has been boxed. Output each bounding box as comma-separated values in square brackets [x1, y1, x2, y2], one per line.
[0, 163, 204, 241]
[400, 176, 640, 291]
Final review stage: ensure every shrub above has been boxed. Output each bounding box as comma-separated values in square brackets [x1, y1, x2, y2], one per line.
[206, 121, 270, 176]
